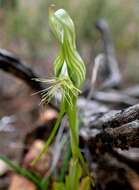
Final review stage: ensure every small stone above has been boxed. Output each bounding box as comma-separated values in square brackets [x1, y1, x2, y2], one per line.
[40, 108, 58, 123]
[23, 140, 52, 175]
[0, 160, 9, 176]
[9, 174, 37, 190]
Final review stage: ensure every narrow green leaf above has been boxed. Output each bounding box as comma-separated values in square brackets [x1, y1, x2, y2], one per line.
[0, 155, 42, 189]
[80, 176, 91, 190]
[32, 105, 65, 165]
[53, 182, 65, 190]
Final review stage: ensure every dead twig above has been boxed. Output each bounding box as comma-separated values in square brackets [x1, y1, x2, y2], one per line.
[96, 18, 121, 89]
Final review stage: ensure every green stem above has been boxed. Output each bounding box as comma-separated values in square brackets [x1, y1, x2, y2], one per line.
[67, 97, 90, 176]
[58, 141, 71, 181]
[32, 101, 65, 165]
[40, 176, 51, 190]
[67, 97, 79, 159]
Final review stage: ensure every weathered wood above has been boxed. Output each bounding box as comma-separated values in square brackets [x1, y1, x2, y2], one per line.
[1, 49, 139, 152]
[83, 85, 139, 106]
[0, 49, 44, 92]
[124, 85, 139, 98]
[88, 104, 139, 129]
[110, 149, 139, 174]
[80, 120, 139, 150]
[92, 90, 138, 106]
[0, 49, 58, 110]
[96, 18, 121, 89]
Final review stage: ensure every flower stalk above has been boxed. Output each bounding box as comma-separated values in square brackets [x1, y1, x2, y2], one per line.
[32, 6, 91, 190]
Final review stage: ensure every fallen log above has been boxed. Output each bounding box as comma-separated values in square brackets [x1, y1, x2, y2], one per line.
[0, 49, 57, 110]
[87, 104, 139, 129]
[80, 120, 139, 150]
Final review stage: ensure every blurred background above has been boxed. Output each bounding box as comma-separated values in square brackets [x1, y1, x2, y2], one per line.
[0, 0, 139, 189]
[0, 0, 139, 81]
